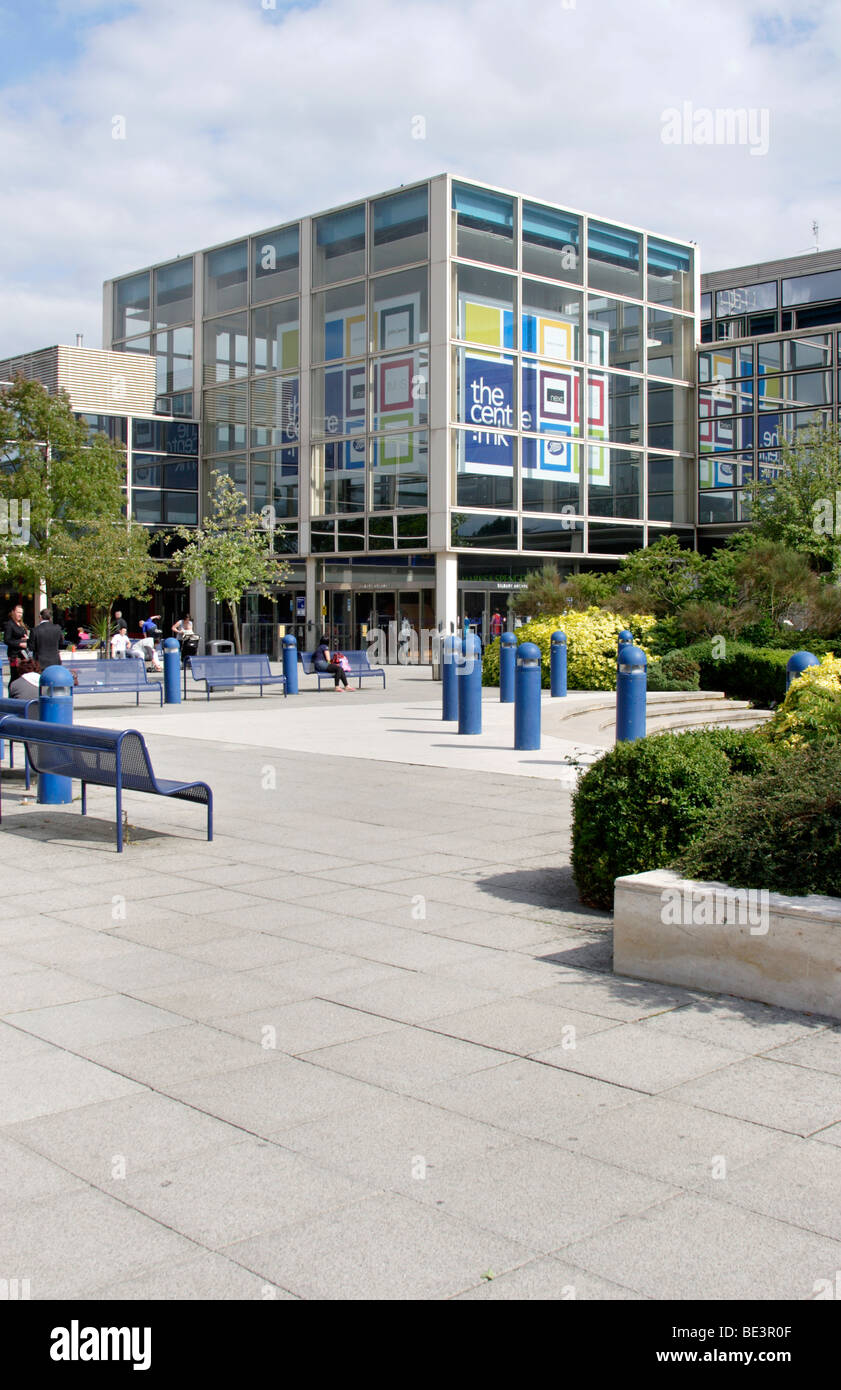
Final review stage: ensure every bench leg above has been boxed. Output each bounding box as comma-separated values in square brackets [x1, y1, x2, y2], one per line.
[24, 750, 30, 792]
[116, 782, 123, 852]
[81, 783, 87, 816]
[207, 791, 213, 842]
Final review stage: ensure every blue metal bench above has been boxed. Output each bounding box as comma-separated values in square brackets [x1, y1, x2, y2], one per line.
[300, 649, 386, 689]
[0, 717, 213, 853]
[62, 659, 163, 707]
[187, 653, 287, 700]
[0, 696, 38, 789]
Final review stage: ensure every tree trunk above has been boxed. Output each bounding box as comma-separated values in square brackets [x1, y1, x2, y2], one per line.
[229, 600, 242, 654]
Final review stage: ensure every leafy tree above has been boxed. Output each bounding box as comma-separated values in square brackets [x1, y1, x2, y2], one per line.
[751, 422, 841, 574]
[731, 539, 818, 629]
[0, 379, 129, 600]
[616, 534, 705, 615]
[169, 471, 290, 653]
[49, 515, 159, 646]
[511, 564, 614, 618]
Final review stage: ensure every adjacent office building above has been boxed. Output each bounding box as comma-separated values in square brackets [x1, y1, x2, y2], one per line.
[102, 174, 698, 648]
[698, 248, 841, 539]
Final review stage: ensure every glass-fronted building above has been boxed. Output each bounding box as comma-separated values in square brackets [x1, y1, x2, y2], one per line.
[103, 175, 698, 648]
[698, 250, 841, 538]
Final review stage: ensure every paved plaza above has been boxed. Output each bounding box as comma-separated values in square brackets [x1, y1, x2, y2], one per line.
[1, 667, 840, 1300]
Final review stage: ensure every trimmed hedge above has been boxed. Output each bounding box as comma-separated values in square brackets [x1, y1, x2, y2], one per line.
[571, 729, 775, 910]
[647, 650, 700, 692]
[676, 744, 841, 897]
[764, 655, 841, 747]
[673, 640, 792, 704]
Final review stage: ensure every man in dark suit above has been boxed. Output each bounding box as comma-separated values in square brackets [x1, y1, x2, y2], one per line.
[29, 609, 64, 670]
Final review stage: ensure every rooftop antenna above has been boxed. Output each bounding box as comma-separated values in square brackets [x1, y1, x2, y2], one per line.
[812, 220, 820, 253]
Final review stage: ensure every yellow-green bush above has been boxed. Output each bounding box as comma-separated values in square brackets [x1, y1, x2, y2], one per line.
[482, 608, 658, 690]
[763, 654, 841, 747]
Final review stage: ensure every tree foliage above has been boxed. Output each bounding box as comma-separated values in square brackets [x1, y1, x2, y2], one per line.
[0, 379, 129, 597]
[49, 515, 159, 638]
[169, 471, 290, 652]
[751, 422, 841, 574]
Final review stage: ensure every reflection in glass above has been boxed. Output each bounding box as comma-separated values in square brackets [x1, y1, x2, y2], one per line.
[114, 273, 150, 339]
[155, 260, 193, 328]
[521, 202, 581, 282]
[587, 446, 642, 518]
[251, 224, 299, 302]
[647, 238, 692, 310]
[313, 205, 365, 286]
[205, 243, 248, 315]
[252, 299, 299, 373]
[370, 266, 428, 351]
[522, 282, 582, 359]
[204, 314, 247, 384]
[587, 296, 642, 372]
[312, 282, 365, 363]
[587, 221, 642, 298]
[371, 185, 428, 271]
[453, 183, 514, 267]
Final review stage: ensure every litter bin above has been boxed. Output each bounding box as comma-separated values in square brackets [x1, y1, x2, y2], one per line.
[208, 640, 234, 656]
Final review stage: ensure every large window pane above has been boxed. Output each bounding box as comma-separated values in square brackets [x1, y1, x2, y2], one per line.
[251, 224, 299, 302]
[312, 440, 366, 515]
[715, 281, 776, 318]
[204, 383, 247, 453]
[372, 431, 428, 510]
[590, 370, 641, 444]
[699, 409, 753, 454]
[782, 269, 841, 307]
[251, 375, 300, 447]
[453, 183, 514, 267]
[312, 282, 365, 363]
[205, 242, 247, 315]
[699, 453, 754, 490]
[521, 202, 581, 282]
[252, 299, 299, 373]
[373, 350, 428, 431]
[647, 238, 692, 310]
[164, 491, 198, 525]
[454, 263, 515, 345]
[587, 221, 642, 298]
[647, 308, 692, 380]
[203, 313, 248, 384]
[784, 334, 831, 369]
[699, 379, 753, 415]
[114, 273, 150, 339]
[698, 490, 753, 524]
[370, 266, 428, 351]
[522, 438, 581, 512]
[520, 360, 582, 437]
[587, 295, 642, 372]
[762, 371, 832, 407]
[522, 516, 584, 551]
[699, 346, 753, 380]
[155, 326, 193, 395]
[588, 445, 642, 518]
[313, 205, 365, 286]
[650, 454, 694, 523]
[132, 490, 162, 524]
[522, 281, 582, 359]
[155, 259, 193, 328]
[371, 185, 428, 271]
[455, 348, 517, 430]
[587, 522, 644, 555]
[451, 513, 517, 549]
[453, 429, 514, 509]
[311, 364, 365, 438]
[252, 448, 299, 518]
[649, 383, 691, 451]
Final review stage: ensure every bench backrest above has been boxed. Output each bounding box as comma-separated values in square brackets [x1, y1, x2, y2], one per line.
[0, 696, 38, 718]
[189, 654, 271, 681]
[302, 650, 377, 671]
[0, 717, 157, 791]
[64, 659, 151, 688]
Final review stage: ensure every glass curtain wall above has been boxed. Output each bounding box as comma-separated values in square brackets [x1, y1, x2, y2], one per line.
[450, 182, 695, 556]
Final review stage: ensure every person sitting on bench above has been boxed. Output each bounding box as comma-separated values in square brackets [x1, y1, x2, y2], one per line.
[313, 635, 350, 691]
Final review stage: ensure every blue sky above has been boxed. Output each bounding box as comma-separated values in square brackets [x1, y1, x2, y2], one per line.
[0, 0, 839, 355]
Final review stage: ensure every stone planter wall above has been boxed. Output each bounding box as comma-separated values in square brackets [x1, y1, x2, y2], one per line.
[613, 869, 841, 1020]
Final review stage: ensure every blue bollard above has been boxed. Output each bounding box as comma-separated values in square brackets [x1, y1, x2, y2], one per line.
[618, 628, 634, 656]
[38, 664, 73, 805]
[457, 633, 483, 735]
[282, 634, 299, 694]
[499, 632, 517, 704]
[616, 644, 647, 742]
[514, 641, 542, 750]
[163, 638, 181, 704]
[550, 630, 568, 698]
[442, 635, 460, 721]
[786, 650, 819, 691]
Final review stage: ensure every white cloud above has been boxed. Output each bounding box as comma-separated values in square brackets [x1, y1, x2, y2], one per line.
[1, 0, 839, 355]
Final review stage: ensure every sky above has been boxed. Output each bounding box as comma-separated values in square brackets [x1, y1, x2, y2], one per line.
[0, 0, 839, 356]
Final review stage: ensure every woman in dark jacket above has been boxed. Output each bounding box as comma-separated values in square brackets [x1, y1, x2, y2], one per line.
[313, 635, 349, 690]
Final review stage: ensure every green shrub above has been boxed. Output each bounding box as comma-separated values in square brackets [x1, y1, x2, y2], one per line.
[676, 744, 841, 896]
[481, 608, 657, 691]
[676, 640, 791, 704]
[571, 729, 774, 910]
[764, 655, 841, 747]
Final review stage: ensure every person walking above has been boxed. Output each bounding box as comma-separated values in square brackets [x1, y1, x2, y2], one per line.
[313, 634, 350, 691]
[4, 604, 29, 693]
[490, 609, 503, 640]
[29, 609, 64, 670]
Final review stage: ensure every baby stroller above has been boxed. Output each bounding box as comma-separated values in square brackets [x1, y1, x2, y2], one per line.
[180, 632, 200, 666]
